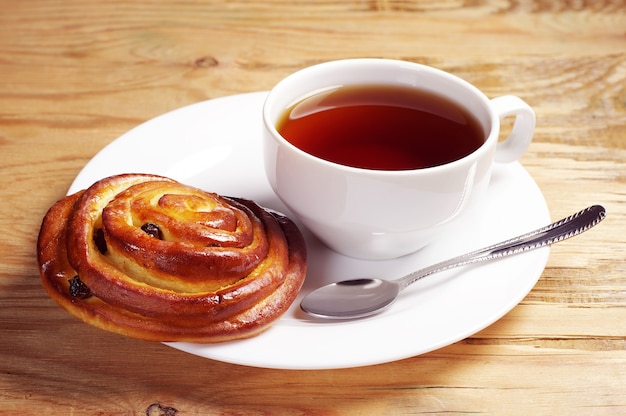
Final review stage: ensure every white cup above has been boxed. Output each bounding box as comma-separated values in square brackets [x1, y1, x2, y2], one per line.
[262, 59, 535, 259]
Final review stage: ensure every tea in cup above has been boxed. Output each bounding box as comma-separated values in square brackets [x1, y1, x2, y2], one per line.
[262, 59, 535, 259]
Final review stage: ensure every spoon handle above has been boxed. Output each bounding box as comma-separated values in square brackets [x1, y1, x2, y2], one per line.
[396, 205, 606, 290]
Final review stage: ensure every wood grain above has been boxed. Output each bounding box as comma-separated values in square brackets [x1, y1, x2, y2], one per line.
[1, 0, 625, 414]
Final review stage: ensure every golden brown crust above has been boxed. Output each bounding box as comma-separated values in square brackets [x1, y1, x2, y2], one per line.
[36, 174, 307, 342]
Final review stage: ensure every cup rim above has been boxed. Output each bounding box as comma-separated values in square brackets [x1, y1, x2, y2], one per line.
[263, 58, 499, 176]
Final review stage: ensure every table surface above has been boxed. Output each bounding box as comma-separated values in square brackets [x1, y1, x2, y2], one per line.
[1, 1, 625, 414]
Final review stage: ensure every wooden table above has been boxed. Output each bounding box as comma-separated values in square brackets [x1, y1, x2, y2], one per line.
[1, 1, 624, 414]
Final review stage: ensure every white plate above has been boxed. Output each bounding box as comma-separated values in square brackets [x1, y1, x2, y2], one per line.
[70, 91, 550, 370]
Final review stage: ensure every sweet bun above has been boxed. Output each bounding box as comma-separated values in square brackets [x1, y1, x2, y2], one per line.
[37, 174, 306, 342]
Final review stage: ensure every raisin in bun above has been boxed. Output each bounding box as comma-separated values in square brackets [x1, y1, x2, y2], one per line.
[37, 174, 307, 342]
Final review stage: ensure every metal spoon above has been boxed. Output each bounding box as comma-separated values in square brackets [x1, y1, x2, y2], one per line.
[301, 205, 606, 319]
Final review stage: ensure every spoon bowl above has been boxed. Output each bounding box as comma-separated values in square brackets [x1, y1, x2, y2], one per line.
[302, 279, 400, 319]
[301, 205, 606, 319]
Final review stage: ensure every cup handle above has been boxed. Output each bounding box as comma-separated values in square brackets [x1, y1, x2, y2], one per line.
[489, 95, 536, 163]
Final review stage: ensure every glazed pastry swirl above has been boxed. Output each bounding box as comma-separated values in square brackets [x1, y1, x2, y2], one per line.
[37, 174, 307, 342]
